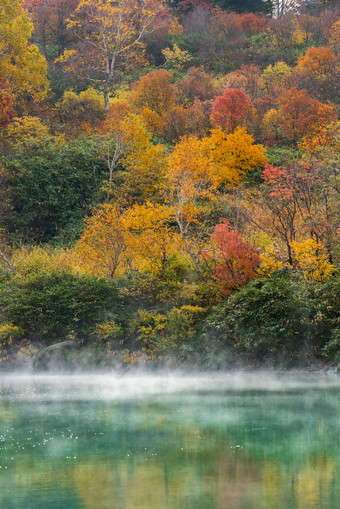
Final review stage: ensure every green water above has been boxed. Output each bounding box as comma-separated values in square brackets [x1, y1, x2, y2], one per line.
[0, 373, 340, 509]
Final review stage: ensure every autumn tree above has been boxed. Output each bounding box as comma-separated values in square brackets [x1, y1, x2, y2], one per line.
[212, 219, 260, 296]
[166, 135, 217, 276]
[210, 88, 251, 133]
[76, 203, 126, 279]
[275, 87, 337, 142]
[295, 46, 339, 101]
[261, 62, 293, 100]
[61, 0, 167, 114]
[122, 202, 178, 276]
[131, 69, 175, 116]
[202, 127, 268, 188]
[291, 238, 336, 281]
[241, 161, 338, 266]
[57, 87, 106, 135]
[24, 0, 78, 59]
[329, 19, 340, 54]
[223, 65, 262, 100]
[175, 67, 219, 106]
[0, 81, 12, 128]
[100, 113, 165, 202]
[0, 0, 48, 103]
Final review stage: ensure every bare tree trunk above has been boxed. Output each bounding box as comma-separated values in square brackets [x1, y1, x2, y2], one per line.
[104, 82, 110, 116]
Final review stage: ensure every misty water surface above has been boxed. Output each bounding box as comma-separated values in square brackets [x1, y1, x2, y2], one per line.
[0, 372, 339, 509]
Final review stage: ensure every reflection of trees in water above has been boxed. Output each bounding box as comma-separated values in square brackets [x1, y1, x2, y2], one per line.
[0, 389, 340, 509]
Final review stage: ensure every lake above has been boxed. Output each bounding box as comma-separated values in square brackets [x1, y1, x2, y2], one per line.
[0, 372, 339, 509]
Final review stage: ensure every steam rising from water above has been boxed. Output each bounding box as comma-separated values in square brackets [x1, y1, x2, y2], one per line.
[0, 371, 339, 402]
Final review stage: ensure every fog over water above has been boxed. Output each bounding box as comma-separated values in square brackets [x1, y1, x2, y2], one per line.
[1, 371, 340, 509]
[1, 370, 339, 400]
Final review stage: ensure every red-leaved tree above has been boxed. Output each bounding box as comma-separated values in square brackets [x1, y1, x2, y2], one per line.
[210, 88, 251, 133]
[212, 218, 259, 296]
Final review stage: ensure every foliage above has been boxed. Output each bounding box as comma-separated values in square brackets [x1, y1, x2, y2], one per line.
[291, 238, 337, 282]
[0, 248, 120, 344]
[212, 218, 260, 296]
[76, 203, 126, 280]
[0, 323, 24, 362]
[275, 87, 337, 142]
[210, 88, 251, 133]
[203, 127, 268, 187]
[1, 0, 340, 367]
[0, 0, 48, 102]
[57, 88, 105, 133]
[203, 271, 339, 364]
[162, 43, 192, 70]
[122, 202, 179, 276]
[4, 136, 107, 243]
[131, 69, 175, 116]
[59, 0, 167, 113]
[0, 81, 13, 128]
[5, 116, 50, 146]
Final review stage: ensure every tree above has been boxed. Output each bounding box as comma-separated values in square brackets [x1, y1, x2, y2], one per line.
[210, 88, 251, 133]
[166, 135, 217, 276]
[202, 127, 268, 187]
[56, 87, 106, 136]
[261, 62, 293, 98]
[0, 81, 12, 128]
[131, 69, 175, 116]
[329, 19, 340, 54]
[24, 0, 79, 60]
[224, 65, 262, 99]
[5, 136, 108, 243]
[122, 202, 178, 276]
[76, 203, 126, 280]
[212, 218, 260, 296]
[60, 0, 167, 114]
[275, 87, 336, 142]
[0, 0, 48, 102]
[100, 113, 165, 201]
[175, 67, 218, 106]
[291, 238, 336, 281]
[0, 246, 119, 343]
[295, 46, 339, 101]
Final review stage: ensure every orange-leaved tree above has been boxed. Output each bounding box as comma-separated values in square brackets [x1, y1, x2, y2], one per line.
[275, 87, 337, 143]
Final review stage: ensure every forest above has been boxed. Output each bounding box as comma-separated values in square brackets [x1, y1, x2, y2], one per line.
[0, 0, 339, 369]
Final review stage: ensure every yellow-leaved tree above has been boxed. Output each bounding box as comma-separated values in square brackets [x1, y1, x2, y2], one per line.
[101, 114, 166, 203]
[202, 127, 268, 188]
[291, 239, 336, 282]
[166, 135, 217, 276]
[0, 0, 48, 102]
[122, 202, 178, 276]
[76, 204, 126, 280]
[60, 0, 167, 114]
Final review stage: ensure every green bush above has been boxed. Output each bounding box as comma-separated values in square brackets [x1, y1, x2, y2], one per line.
[0, 269, 120, 344]
[203, 270, 340, 365]
[4, 136, 108, 243]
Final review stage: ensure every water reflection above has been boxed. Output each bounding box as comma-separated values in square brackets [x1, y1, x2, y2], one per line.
[0, 372, 339, 509]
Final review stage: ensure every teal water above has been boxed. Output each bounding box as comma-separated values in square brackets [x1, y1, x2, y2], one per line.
[0, 372, 339, 509]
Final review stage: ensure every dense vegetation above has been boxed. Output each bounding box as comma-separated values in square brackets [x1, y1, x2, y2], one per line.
[0, 0, 339, 368]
